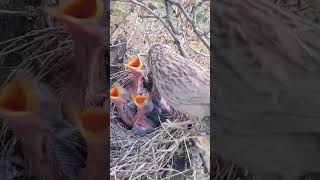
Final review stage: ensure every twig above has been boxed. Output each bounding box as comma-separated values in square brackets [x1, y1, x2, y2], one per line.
[138, 15, 158, 19]
[121, 0, 189, 58]
[190, 1, 203, 18]
[164, 0, 189, 58]
[0, 9, 27, 16]
[166, 0, 210, 49]
[186, 44, 210, 57]
[111, 5, 135, 38]
[127, 6, 140, 45]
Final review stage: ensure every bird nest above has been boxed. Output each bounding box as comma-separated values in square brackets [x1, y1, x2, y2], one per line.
[109, 43, 209, 179]
[0, 23, 209, 180]
[110, 115, 196, 179]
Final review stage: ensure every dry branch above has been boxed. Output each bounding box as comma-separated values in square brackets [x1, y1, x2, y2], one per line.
[166, 0, 210, 49]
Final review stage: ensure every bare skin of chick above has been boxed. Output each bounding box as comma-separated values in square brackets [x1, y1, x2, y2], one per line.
[125, 56, 144, 98]
[110, 86, 134, 128]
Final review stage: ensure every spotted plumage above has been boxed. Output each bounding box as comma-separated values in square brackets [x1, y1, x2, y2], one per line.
[147, 44, 210, 120]
[214, 0, 320, 179]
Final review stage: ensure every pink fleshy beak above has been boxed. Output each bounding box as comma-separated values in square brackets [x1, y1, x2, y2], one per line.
[0, 72, 40, 138]
[110, 86, 126, 108]
[133, 95, 153, 129]
[110, 86, 134, 127]
[125, 57, 144, 97]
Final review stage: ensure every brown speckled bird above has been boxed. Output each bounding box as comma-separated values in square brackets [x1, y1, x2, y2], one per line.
[44, 0, 107, 107]
[147, 44, 210, 121]
[214, 0, 320, 179]
[147, 44, 211, 169]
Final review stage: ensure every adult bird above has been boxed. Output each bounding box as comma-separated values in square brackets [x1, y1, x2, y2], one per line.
[214, 0, 320, 179]
[147, 44, 210, 121]
[147, 43, 210, 171]
[43, 0, 107, 107]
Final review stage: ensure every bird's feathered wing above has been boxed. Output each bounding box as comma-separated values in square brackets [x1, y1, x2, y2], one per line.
[214, 0, 320, 134]
[148, 44, 210, 107]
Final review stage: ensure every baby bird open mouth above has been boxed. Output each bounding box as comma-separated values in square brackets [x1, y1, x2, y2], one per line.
[76, 107, 108, 142]
[44, 0, 104, 24]
[63, 0, 98, 19]
[0, 72, 39, 117]
[81, 109, 108, 133]
[110, 86, 123, 100]
[125, 57, 143, 71]
[133, 95, 149, 108]
[124, 56, 144, 97]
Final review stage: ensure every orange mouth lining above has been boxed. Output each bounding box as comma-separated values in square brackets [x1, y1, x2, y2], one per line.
[81, 111, 108, 133]
[134, 95, 148, 106]
[63, 0, 98, 19]
[1, 83, 27, 112]
[0, 78, 38, 116]
[110, 86, 122, 99]
[127, 57, 142, 69]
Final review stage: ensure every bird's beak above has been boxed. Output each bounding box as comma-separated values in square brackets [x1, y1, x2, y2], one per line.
[43, 0, 104, 25]
[0, 72, 39, 118]
[0, 71, 40, 138]
[73, 106, 108, 142]
[133, 95, 149, 109]
[125, 57, 144, 96]
[110, 86, 125, 105]
[74, 106, 108, 180]
[43, 0, 105, 42]
[110, 86, 123, 99]
[124, 56, 143, 75]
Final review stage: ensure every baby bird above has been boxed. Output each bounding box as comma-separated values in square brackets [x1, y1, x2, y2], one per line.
[133, 95, 154, 128]
[0, 72, 41, 138]
[44, 0, 107, 106]
[0, 71, 67, 180]
[123, 100, 165, 137]
[110, 86, 134, 128]
[68, 106, 108, 180]
[124, 56, 144, 97]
